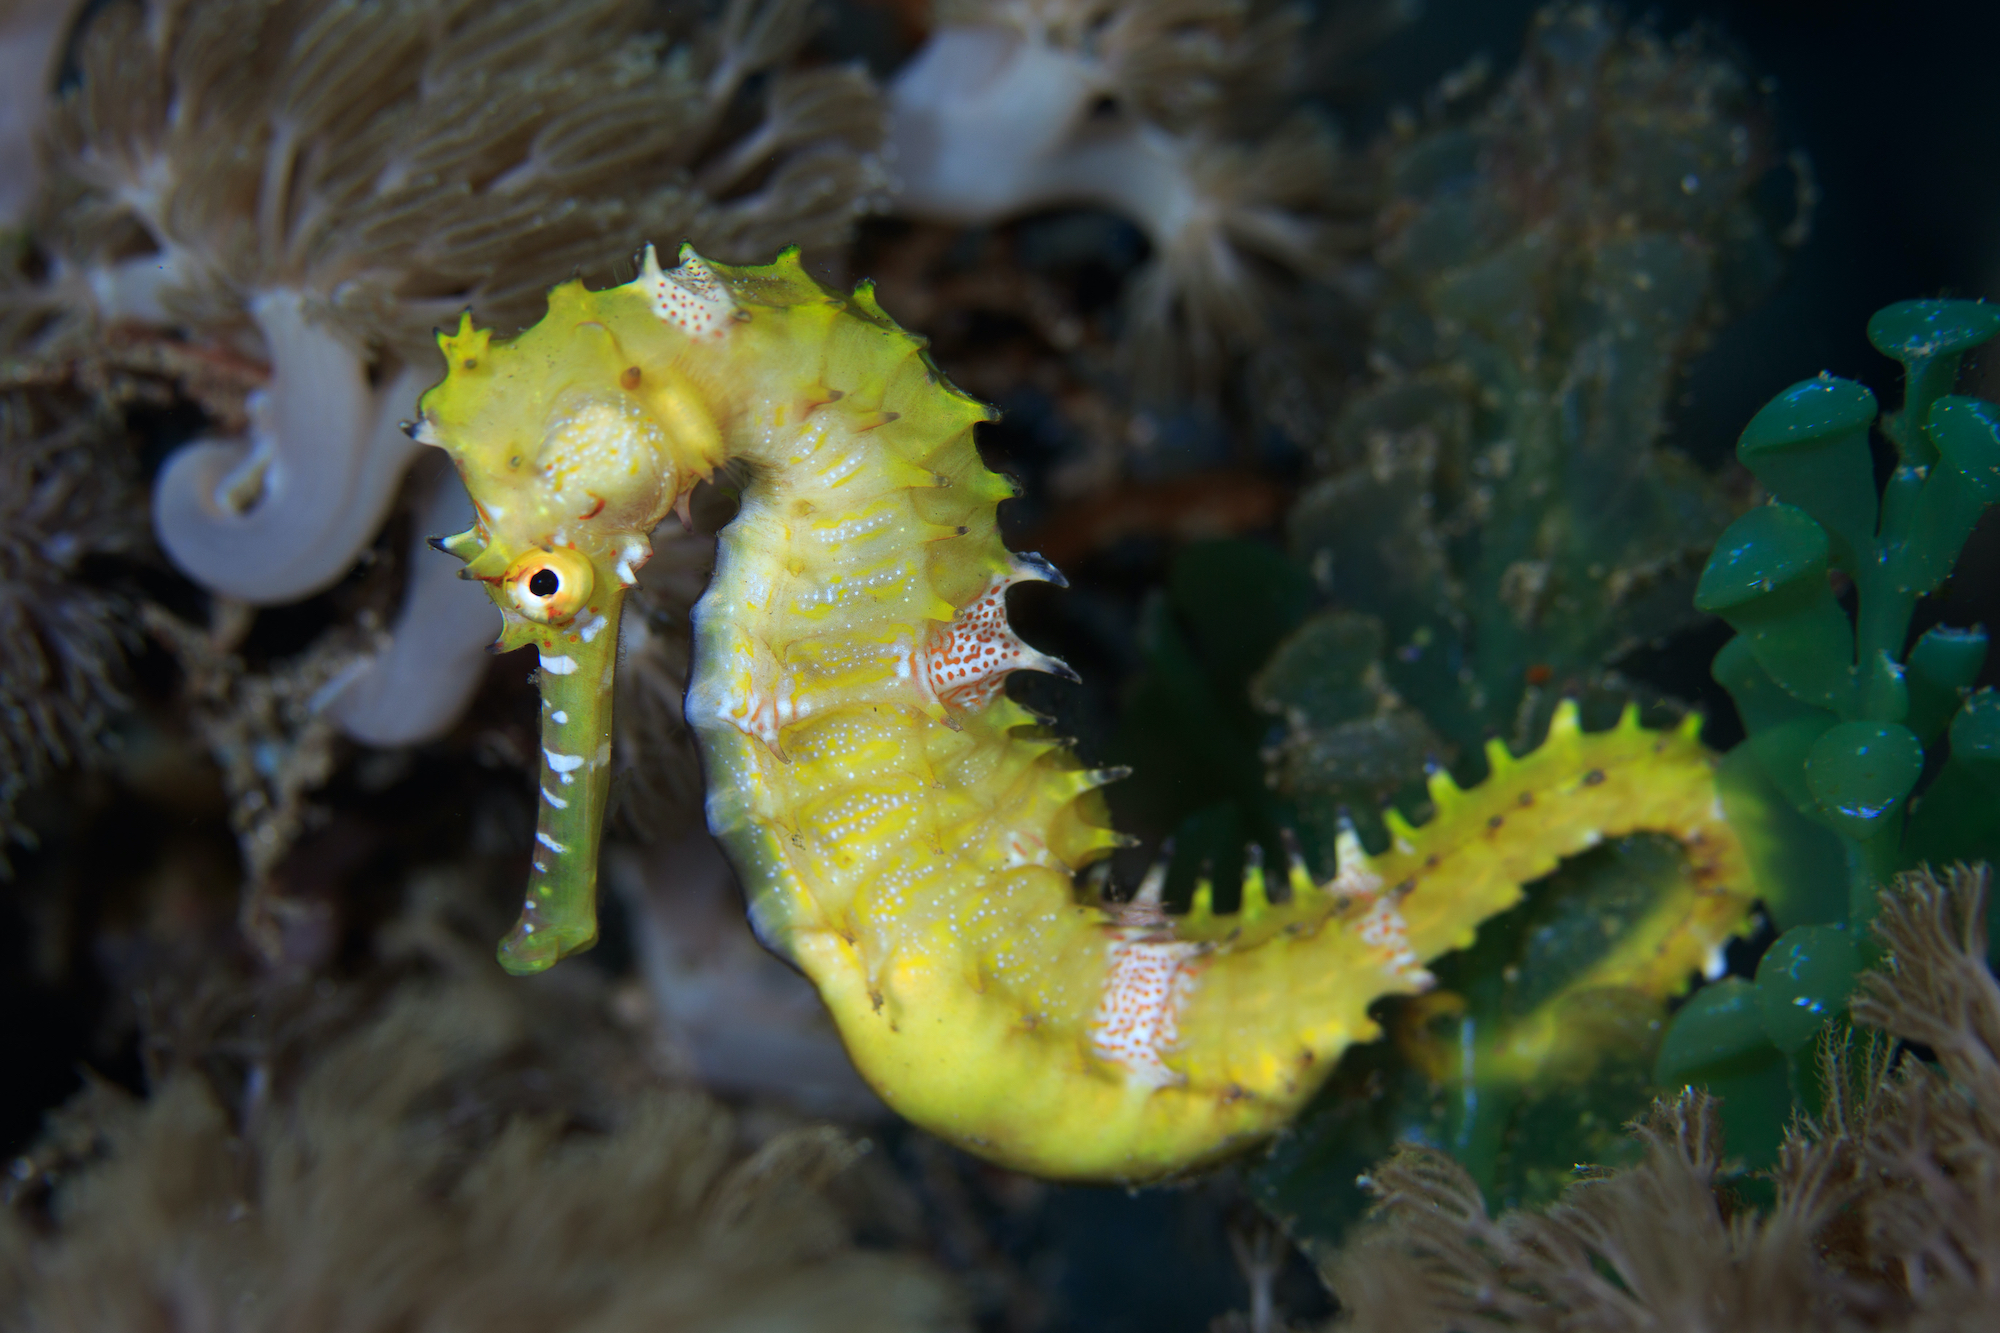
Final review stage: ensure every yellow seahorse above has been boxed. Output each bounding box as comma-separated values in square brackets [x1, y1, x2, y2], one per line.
[413, 246, 1754, 1183]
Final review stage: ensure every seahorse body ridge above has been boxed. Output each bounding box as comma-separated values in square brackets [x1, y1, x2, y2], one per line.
[417, 245, 1755, 1182]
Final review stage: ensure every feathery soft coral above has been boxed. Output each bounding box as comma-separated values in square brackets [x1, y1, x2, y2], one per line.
[36, 0, 883, 749]
[887, 0, 1382, 390]
[0, 391, 141, 863]
[0, 960, 965, 1331]
[1320, 863, 2000, 1332]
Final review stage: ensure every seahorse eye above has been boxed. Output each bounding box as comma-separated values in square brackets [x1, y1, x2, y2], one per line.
[504, 547, 594, 624]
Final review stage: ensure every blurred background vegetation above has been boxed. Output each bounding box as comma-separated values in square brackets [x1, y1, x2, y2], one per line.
[3, 0, 1999, 1329]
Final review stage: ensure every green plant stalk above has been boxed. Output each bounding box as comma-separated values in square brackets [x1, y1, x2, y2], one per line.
[1850, 830, 1905, 925]
[1842, 452, 1993, 913]
[1888, 352, 1960, 467]
[1449, 1037, 1520, 1191]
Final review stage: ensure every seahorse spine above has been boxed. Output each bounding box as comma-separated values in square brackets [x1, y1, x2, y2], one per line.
[415, 246, 1756, 1181]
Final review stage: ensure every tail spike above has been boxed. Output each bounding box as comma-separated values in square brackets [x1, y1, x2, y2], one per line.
[1424, 763, 1461, 810]
[1381, 805, 1421, 850]
[1241, 844, 1271, 920]
[1012, 701, 1059, 728]
[1333, 811, 1369, 883]
[1132, 841, 1171, 909]
[1329, 811, 1385, 900]
[1483, 735, 1515, 775]
[1189, 860, 1216, 922]
[1083, 765, 1133, 791]
[1548, 697, 1584, 738]
[1617, 701, 1644, 733]
[1279, 826, 1316, 900]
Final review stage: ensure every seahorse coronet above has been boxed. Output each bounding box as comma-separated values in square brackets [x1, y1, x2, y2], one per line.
[416, 245, 1758, 1181]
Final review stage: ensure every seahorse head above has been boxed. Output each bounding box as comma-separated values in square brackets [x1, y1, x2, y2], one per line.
[411, 247, 731, 644]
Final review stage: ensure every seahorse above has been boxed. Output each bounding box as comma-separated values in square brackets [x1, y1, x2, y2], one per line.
[413, 245, 1755, 1183]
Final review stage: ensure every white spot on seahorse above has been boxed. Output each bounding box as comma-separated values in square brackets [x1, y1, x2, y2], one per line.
[1328, 855, 1383, 901]
[1002, 830, 1052, 870]
[532, 861, 547, 874]
[540, 653, 578, 675]
[577, 613, 608, 643]
[551, 709, 569, 724]
[919, 572, 1076, 713]
[639, 243, 737, 342]
[541, 787, 569, 809]
[537, 831, 566, 854]
[711, 630, 792, 753]
[545, 748, 585, 785]
[719, 685, 783, 750]
[1351, 898, 1431, 988]
[615, 538, 648, 587]
[1089, 900, 1203, 1090]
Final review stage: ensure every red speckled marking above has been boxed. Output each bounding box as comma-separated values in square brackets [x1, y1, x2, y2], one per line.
[641, 245, 733, 342]
[923, 577, 1056, 711]
[1090, 900, 1202, 1088]
[1350, 896, 1428, 986]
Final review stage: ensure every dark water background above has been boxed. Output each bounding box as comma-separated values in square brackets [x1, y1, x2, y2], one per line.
[5, 2, 1999, 1330]
[1374, 0, 2000, 461]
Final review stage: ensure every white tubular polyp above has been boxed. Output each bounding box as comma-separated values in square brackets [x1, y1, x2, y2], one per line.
[325, 460, 502, 746]
[886, 25, 1199, 254]
[886, 25, 1100, 223]
[151, 287, 423, 604]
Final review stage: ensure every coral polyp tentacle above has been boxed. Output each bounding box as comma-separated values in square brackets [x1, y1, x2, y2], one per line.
[415, 246, 1756, 1181]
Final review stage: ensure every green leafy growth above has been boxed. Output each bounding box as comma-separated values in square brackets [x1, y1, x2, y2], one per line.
[1282, 6, 1789, 774]
[1659, 297, 2000, 1166]
[1312, 865, 2000, 1331]
[1249, 6, 1801, 1250]
[1249, 609, 1443, 860]
[1251, 835, 1695, 1260]
[1108, 539, 1313, 903]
